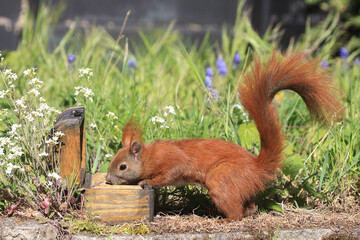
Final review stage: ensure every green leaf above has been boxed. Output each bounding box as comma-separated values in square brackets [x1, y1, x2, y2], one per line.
[49, 211, 55, 218]
[282, 155, 304, 179]
[318, 149, 329, 191]
[303, 181, 323, 199]
[237, 122, 260, 149]
[262, 198, 284, 214]
[30, 184, 37, 192]
[39, 175, 47, 185]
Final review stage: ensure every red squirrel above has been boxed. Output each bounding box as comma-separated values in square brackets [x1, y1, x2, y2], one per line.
[106, 52, 341, 220]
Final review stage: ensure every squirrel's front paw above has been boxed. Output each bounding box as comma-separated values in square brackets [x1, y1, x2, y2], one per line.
[138, 180, 153, 189]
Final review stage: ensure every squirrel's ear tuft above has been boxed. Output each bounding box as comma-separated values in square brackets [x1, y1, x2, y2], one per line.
[130, 141, 142, 159]
[122, 119, 143, 146]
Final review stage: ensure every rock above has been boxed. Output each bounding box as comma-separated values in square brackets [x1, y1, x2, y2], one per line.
[0, 218, 58, 240]
[72, 232, 253, 240]
[276, 229, 333, 240]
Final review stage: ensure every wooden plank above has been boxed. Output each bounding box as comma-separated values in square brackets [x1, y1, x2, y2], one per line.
[84, 172, 154, 223]
[54, 106, 86, 186]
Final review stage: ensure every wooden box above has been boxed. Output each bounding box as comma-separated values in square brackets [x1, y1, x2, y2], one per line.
[84, 172, 154, 224]
[55, 106, 154, 223]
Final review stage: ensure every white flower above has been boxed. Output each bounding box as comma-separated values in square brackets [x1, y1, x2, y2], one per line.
[27, 88, 40, 96]
[106, 112, 118, 120]
[0, 137, 13, 147]
[3, 69, 18, 82]
[89, 123, 97, 128]
[151, 116, 165, 124]
[0, 147, 4, 156]
[8, 73, 17, 81]
[39, 152, 49, 157]
[14, 97, 27, 109]
[39, 97, 46, 103]
[0, 161, 4, 166]
[5, 164, 13, 176]
[104, 154, 112, 158]
[23, 68, 36, 77]
[25, 113, 35, 122]
[163, 106, 176, 116]
[233, 104, 243, 110]
[54, 131, 65, 137]
[74, 86, 94, 102]
[31, 111, 44, 118]
[11, 124, 21, 131]
[45, 135, 60, 145]
[78, 67, 93, 78]
[8, 124, 22, 137]
[38, 103, 50, 113]
[0, 109, 8, 116]
[28, 77, 43, 89]
[48, 172, 61, 181]
[160, 124, 169, 129]
[5, 163, 21, 176]
[3, 69, 12, 76]
[10, 146, 24, 158]
[48, 181, 53, 187]
[0, 90, 9, 98]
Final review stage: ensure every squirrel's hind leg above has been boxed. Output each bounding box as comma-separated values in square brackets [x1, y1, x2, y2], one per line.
[205, 162, 254, 220]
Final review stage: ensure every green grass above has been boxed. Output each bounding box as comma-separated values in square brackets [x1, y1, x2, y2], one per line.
[0, 0, 359, 217]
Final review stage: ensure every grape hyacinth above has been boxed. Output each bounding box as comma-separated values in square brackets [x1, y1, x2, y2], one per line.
[211, 89, 219, 102]
[205, 67, 214, 77]
[354, 58, 360, 65]
[67, 53, 75, 64]
[128, 59, 136, 68]
[204, 76, 212, 89]
[216, 57, 227, 75]
[204, 66, 219, 103]
[233, 52, 241, 66]
[339, 47, 349, 59]
[321, 60, 329, 68]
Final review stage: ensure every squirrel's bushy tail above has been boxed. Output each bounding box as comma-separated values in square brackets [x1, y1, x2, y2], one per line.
[239, 52, 341, 173]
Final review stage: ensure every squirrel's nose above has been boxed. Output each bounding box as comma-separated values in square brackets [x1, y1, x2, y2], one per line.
[105, 173, 113, 185]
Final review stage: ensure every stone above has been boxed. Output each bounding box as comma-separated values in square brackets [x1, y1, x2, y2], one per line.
[276, 229, 333, 240]
[0, 218, 58, 240]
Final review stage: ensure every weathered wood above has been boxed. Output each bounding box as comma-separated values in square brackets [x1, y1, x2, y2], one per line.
[54, 106, 86, 186]
[84, 172, 154, 224]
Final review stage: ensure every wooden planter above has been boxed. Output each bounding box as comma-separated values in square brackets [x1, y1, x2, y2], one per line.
[56, 106, 154, 223]
[84, 172, 154, 224]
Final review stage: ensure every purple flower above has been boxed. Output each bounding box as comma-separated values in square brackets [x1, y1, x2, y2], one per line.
[67, 53, 75, 63]
[204, 76, 212, 89]
[320, 60, 329, 68]
[339, 47, 349, 59]
[211, 89, 219, 102]
[218, 62, 228, 75]
[354, 57, 360, 65]
[205, 67, 214, 77]
[233, 52, 241, 66]
[128, 59, 136, 68]
[216, 57, 225, 68]
[216, 57, 227, 75]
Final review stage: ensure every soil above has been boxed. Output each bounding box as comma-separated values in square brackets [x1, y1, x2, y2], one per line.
[146, 204, 360, 238]
[2, 202, 359, 239]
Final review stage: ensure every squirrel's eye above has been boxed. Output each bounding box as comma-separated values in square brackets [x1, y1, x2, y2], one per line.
[119, 164, 127, 171]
